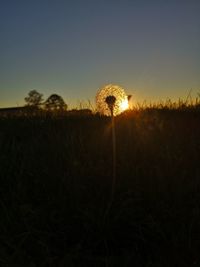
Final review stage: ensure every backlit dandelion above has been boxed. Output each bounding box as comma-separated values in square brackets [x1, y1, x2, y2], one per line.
[96, 84, 130, 223]
[96, 84, 129, 116]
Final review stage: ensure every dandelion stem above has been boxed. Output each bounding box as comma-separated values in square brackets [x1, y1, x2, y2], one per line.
[111, 112, 116, 201]
[103, 105, 117, 225]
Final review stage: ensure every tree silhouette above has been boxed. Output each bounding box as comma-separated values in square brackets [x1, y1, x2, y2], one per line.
[45, 94, 67, 111]
[24, 90, 43, 107]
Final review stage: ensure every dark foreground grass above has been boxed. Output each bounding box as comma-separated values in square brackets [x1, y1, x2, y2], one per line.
[0, 108, 200, 266]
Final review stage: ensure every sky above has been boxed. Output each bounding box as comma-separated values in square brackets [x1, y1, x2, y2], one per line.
[0, 0, 200, 108]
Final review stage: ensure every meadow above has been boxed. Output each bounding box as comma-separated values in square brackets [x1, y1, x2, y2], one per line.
[0, 104, 200, 266]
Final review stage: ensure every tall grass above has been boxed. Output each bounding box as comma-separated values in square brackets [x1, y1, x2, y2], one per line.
[0, 100, 200, 266]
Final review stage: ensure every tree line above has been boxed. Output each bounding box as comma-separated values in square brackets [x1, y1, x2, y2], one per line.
[24, 90, 67, 111]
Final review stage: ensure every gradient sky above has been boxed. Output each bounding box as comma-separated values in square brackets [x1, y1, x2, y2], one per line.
[1, 0, 200, 108]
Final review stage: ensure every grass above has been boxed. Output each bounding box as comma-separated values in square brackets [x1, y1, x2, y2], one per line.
[0, 102, 200, 266]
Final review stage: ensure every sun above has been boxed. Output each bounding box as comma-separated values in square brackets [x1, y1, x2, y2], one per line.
[119, 98, 129, 112]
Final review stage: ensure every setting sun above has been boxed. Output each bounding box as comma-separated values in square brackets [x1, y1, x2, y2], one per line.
[119, 98, 129, 112]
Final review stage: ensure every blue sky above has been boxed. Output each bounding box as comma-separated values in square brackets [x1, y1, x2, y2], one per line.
[0, 0, 200, 107]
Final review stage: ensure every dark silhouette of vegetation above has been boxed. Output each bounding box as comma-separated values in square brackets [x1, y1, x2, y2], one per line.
[128, 94, 132, 101]
[0, 106, 27, 117]
[44, 94, 67, 111]
[24, 90, 43, 108]
[0, 102, 200, 266]
[67, 108, 92, 116]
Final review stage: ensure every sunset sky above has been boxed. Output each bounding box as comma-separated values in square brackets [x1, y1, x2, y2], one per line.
[1, 0, 200, 108]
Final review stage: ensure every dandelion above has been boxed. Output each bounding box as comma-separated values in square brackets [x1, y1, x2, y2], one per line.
[96, 84, 129, 223]
[96, 84, 129, 116]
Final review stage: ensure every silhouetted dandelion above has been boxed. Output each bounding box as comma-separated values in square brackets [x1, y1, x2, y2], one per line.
[96, 84, 129, 223]
[96, 84, 129, 116]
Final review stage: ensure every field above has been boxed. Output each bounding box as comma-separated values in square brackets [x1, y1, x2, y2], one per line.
[0, 106, 200, 266]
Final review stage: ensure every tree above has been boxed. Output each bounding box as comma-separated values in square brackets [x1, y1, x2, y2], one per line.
[24, 90, 43, 107]
[44, 94, 67, 111]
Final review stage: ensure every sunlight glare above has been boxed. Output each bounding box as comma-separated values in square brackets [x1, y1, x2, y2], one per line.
[119, 98, 129, 112]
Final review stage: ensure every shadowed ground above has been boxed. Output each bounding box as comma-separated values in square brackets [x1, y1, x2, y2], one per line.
[0, 108, 200, 266]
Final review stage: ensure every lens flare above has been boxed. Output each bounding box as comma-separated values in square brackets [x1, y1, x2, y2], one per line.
[96, 84, 129, 116]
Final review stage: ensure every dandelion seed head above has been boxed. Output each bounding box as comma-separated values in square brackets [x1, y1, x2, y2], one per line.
[96, 84, 129, 116]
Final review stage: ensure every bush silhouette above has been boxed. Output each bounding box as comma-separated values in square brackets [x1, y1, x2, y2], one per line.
[44, 94, 67, 111]
[24, 90, 43, 108]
